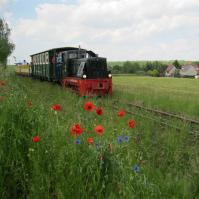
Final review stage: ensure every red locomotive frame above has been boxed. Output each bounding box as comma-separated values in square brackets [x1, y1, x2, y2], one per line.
[62, 78, 112, 96]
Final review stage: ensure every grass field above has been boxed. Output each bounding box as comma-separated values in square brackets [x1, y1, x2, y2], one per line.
[113, 76, 199, 120]
[0, 70, 199, 198]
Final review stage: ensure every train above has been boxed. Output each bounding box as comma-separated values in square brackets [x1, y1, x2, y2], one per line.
[16, 47, 112, 96]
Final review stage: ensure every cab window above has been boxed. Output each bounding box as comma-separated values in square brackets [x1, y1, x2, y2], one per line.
[77, 62, 85, 77]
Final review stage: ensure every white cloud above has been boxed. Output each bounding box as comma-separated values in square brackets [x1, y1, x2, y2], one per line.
[10, 0, 199, 61]
[0, 0, 7, 6]
[0, 0, 15, 8]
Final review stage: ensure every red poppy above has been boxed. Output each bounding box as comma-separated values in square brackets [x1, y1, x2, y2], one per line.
[71, 123, 84, 136]
[87, 137, 94, 145]
[95, 125, 104, 136]
[84, 101, 95, 112]
[52, 104, 62, 111]
[129, 119, 136, 128]
[27, 101, 32, 107]
[96, 108, 103, 115]
[0, 81, 6, 86]
[119, 109, 125, 117]
[32, 135, 40, 143]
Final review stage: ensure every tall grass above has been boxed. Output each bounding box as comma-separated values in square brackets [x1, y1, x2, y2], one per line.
[0, 73, 199, 198]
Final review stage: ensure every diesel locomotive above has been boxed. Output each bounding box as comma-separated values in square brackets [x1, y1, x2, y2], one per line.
[17, 47, 112, 96]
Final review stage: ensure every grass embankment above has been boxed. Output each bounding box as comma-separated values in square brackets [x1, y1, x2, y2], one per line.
[0, 71, 199, 198]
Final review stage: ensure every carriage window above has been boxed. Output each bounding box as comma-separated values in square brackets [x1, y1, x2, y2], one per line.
[45, 52, 49, 64]
[37, 55, 39, 65]
[40, 54, 42, 64]
[43, 53, 45, 64]
[69, 53, 77, 59]
[80, 53, 86, 58]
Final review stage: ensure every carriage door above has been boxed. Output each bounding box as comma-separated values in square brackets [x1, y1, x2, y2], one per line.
[63, 52, 69, 77]
[55, 52, 63, 81]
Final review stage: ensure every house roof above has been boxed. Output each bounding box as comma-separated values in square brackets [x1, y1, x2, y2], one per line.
[166, 65, 176, 73]
[180, 65, 197, 76]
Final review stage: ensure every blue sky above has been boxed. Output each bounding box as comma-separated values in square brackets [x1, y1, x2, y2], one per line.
[7, 0, 78, 19]
[0, 0, 199, 63]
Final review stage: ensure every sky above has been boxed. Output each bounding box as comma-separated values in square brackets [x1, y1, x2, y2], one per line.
[0, 0, 199, 63]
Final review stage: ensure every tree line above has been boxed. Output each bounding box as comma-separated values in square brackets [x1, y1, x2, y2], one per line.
[0, 18, 15, 68]
[110, 60, 199, 77]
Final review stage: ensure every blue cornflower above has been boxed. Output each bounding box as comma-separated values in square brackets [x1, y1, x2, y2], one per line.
[118, 136, 123, 144]
[133, 164, 141, 173]
[75, 138, 81, 145]
[118, 135, 130, 144]
[96, 143, 103, 150]
[123, 136, 129, 142]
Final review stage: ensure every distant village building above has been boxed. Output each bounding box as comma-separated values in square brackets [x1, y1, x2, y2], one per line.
[195, 66, 199, 79]
[195, 75, 199, 79]
[165, 65, 176, 77]
[180, 65, 197, 78]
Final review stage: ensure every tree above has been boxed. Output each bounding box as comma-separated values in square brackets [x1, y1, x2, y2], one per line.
[174, 69, 180, 77]
[122, 61, 141, 74]
[153, 61, 167, 74]
[123, 61, 132, 73]
[144, 62, 154, 71]
[112, 65, 122, 74]
[172, 60, 181, 69]
[193, 61, 199, 66]
[151, 69, 160, 77]
[0, 18, 15, 68]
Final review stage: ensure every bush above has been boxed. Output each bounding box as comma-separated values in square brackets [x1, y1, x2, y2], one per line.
[147, 69, 160, 77]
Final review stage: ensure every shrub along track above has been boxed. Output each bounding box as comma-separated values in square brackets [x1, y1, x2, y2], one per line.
[112, 99, 199, 137]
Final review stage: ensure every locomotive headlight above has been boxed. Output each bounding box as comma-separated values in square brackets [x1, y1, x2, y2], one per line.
[83, 74, 87, 79]
[108, 74, 112, 78]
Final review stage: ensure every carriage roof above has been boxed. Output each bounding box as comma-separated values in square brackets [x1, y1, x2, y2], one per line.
[30, 47, 87, 56]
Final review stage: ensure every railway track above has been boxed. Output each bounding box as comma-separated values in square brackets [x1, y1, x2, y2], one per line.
[112, 100, 199, 136]
[125, 102, 199, 125]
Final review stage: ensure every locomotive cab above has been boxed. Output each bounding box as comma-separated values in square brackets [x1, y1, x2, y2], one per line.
[77, 57, 111, 79]
[63, 50, 111, 80]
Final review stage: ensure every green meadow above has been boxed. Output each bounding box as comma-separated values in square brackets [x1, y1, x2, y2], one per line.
[113, 76, 199, 120]
[0, 70, 199, 198]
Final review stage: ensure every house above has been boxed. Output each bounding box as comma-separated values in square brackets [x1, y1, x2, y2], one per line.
[195, 66, 199, 79]
[180, 65, 197, 78]
[165, 65, 176, 77]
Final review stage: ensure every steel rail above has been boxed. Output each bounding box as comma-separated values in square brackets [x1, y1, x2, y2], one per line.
[112, 104, 199, 136]
[113, 100, 199, 126]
